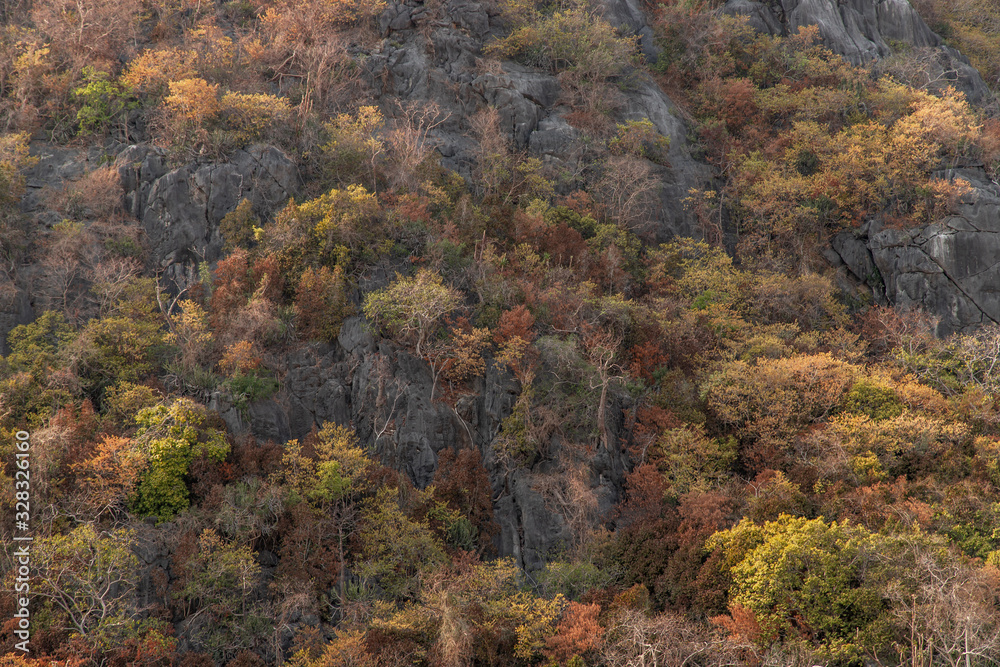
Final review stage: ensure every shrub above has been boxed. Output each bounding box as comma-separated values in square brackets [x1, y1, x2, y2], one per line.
[487, 0, 639, 82]
[703, 353, 857, 470]
[842, 380, 904, 421]
[294, 265, 353, 341]
[30, 0, 141, 68]
[131, 398, 229, 520]
[218, 90, 291, 145]
[219, 199, 260, 251]
[608, 118, 670, 164]
[708, 515, 893, 659]
[72, 66, 137, 137]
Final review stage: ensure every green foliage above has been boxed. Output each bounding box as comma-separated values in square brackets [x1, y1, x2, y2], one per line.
[131, 398, 229, 520]
[656, 426, 737, 495]
[102, 380, 159, 427]
[363, 268, 462, 358]
[33, 524, 140, 635]
[176, 529, 271, 662]
[535, 559, 618, 600]
[357, 486, 448, 598]
[843, 380, 904, 421]
[73, 66, 137, 136]
[219, 198, 260, 250]
[320, 105, 385, 190]
[895, 324, 1000, 397]
[4, 310, 75, 376]
[708, 515, 892, 659]
[75, 314, 168, 393]
[295, 264, 353, 341]
[276, 422, 373, 507]
[488, 0, 639, 81]
[608, 118, 670, 164]
[223, 371, 279, 414]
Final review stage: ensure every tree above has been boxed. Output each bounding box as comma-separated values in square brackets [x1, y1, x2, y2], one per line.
[30, 0, 141, 68]
[583, 325, 624, 449]
[32, 523, 139, 636]
[423, 318, 491, 400]
[707, 514, 892, 661]
[131, 398, 229, 520]
[886, 539, 1000, 667]
[363, 269, 462, 360]
[175, 529, 270, 663]
[70, 434, 144, 520]
[356, 486, 447, 599]
[272, 423, 373, 603]
[295, 265, 352, 341]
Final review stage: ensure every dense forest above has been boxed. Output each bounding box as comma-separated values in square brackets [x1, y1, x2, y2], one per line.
[4, 0, 1000, 665]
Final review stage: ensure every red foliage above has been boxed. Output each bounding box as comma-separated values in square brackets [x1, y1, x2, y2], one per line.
[495, 305, 535, 346]
[628, 338, 672, 384]
[854, 304, 935, 359]
[631, 405, 682, 461]
[544, 602, 603, 663]
[209, 249, 284, 330]
[432, 448, 500, 556]
[275, 502, 340, 591]
[538, 223, 589, 271]
[557, 191, 600, 218]
[230, 436, 283, 479]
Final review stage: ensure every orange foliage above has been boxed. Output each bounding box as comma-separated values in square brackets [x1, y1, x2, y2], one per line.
[209, 250, 284, 332]
[72, 434, 143, 519]
[495, 305, 535, 346]
[704, 353, 857, 471]
[544, 602, 603, 663]
[218, 340, 262, 377]
[711, 603, 763, 646]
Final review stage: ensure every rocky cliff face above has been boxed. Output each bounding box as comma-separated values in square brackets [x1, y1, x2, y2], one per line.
[723, 0, 992, 103]
[116, 144, 299, 290]
[831, 168, 1000, 336]
[725, 0, 1000, 335]
[8, 0, 1000, 571]
[366, 0, 715, 241]
[208, 315, 630, 572]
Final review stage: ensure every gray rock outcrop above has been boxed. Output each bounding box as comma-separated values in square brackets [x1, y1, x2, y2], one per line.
[115, 144, 298, 286]
[831, 169, 1000, 336]
[217, 315, 629, 572]
[723, 0, 992, 104]
[368, 0, 715, 239]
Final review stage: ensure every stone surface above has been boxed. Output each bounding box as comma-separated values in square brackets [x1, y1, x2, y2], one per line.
[367, 0, 715, 240]
[115, 144, 298, 285]
[831, 169, 1000, 336]
[722, 0, 991, 103]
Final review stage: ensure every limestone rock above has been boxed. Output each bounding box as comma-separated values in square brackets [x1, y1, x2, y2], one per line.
[722, 0, 991, 104]
[831, 170, 1000, 336]
[115, 144, 298, 281]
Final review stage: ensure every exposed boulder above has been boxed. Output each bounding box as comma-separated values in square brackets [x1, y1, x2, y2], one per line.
[831, 169, 1000, 336]
[115, 144, 298, 286]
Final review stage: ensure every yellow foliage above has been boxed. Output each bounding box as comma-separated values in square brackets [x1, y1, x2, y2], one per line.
[122, 47, 199, 96]
[705, 353, 858, 445]
[219, 90, 291, 144]
[164, 77, 220, 125]
[304, 184, 381, 250]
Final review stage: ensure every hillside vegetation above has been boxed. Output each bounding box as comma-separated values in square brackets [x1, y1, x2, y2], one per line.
[3, 0, 1000, 665]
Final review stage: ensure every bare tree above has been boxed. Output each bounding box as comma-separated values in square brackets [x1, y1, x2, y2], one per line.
[385, 100, 450, 192]
[583, 325, 624, 450]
